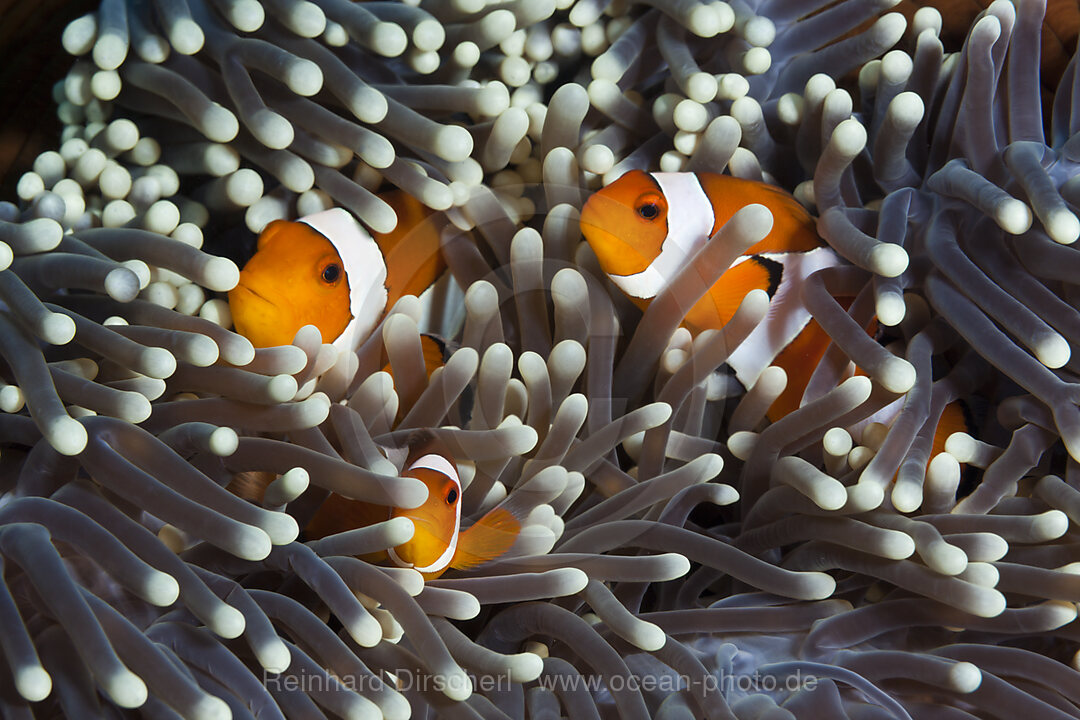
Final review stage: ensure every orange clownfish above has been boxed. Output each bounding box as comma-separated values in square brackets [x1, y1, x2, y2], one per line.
[234, 432, 522, 580]
[228, 190, 445, 350]
[581, 170, 843, 420]
[581, 170, 972, 452]
[308, 434, 522, 579]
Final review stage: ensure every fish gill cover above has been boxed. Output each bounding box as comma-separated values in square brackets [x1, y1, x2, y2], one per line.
[0, 0, 1079, 718]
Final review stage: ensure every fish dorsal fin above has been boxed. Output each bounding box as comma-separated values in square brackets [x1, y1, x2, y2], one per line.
[450, 506, 522, 571]
[697, 173, 822, 254]
[374, 190, 448, 313]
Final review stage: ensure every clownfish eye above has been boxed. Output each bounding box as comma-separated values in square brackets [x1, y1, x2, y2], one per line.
[321, 263, 341, 284]
[634, 192, 664, 221]
[637, 203, 660, 220]
[446, 487, 458, 504]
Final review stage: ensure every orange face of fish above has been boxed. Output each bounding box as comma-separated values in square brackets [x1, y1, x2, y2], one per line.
[579, 169, 671, 278]
[228, 220, 353, 348]
[390, 463, 461, 572]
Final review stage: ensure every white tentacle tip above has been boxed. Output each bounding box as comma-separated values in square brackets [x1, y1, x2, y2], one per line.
[876, 293, 905, 327]
[43, 312, 77, 345]
[377, 22, 409, 57]
[888, 92, 924, 129]
[727, 431, 756, 460]
[194, 694, 234, 720]
[169, 19, 205, 55]
[209, 426, 239, 456]
[994, 198, 1032, 234]
[440, 670, 473, 701]
[509, 652, 544, 683]
[847, 481, 885, 511]
[879, 356, 916, 394]
[204, 257, 241, 292]
[104, 669, 148, 709]
[832, 118, 868, 157]
[732, 203, 775, 242]
[257, 640, 292, 674]
[144, 571, 180, 606]
[211, 604, 247, 639]
[801, 572, 837, 600]
[948, 662, 982, 693]
[870, 243, 908, 277]
[1034, 332, 1070, 369]
[15, 666, 51, 702]
[233, 527, 273, 561]
[1047, 208, 1080, 245]
[49, 416, 88, 456]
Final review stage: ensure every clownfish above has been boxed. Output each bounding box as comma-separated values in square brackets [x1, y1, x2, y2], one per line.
[232, 432, 522, 579]
[581, 170, 843, 420]
[580, 171, 971, 453]
[228, 190, 446, 351]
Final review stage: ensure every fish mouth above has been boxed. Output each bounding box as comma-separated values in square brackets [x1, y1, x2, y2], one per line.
[233, 282, 276, 307]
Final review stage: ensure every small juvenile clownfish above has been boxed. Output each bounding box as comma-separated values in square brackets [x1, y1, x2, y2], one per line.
[306, 433, 523, 579]
[228, 190, 446, 351]
[581, 170, 843, 420]
[232, 433, 522, 580]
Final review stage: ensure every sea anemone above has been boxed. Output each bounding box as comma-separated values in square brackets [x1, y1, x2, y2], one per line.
[3, 0, 1080, 717]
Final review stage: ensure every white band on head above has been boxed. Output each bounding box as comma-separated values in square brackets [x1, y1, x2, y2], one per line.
[300, 208, 388, 351]
[408, 452, 460, 483]
[608, 173, 716, 300]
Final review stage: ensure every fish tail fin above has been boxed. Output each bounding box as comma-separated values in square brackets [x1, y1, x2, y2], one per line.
[227, 470, 275, 503]
[450, 507, 522, 571]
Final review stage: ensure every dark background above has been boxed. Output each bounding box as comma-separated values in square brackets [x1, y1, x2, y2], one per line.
[0, 0, 99, 198]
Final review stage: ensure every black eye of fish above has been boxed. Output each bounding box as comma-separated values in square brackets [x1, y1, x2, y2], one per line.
[446, 488, 458, 504]
[321, 264, 341, 283]
[637, 203, 660, 220]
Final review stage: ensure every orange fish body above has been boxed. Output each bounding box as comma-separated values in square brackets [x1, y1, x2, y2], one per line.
[303, 433, 521, 580]
[229, 192, 446, 350]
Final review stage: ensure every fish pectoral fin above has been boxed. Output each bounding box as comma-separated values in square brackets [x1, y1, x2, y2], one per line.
[450, 507, 522, 571]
